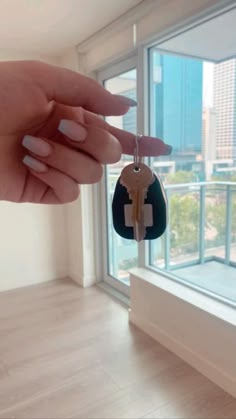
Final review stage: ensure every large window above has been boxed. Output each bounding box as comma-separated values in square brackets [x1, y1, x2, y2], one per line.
[99, 11, 236, 305]
[149, 49, 236, 304]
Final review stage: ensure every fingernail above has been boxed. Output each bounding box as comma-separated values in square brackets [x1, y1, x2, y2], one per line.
[114, 95, 137, 107]
[58, 120, 87, 142]
[22, 135, 51, 157]
[164, 145, 172, 155]
[23, 155, 48, 173]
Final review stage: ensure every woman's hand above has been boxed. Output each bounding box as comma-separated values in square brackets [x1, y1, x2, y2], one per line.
[0, 60, 171, 204]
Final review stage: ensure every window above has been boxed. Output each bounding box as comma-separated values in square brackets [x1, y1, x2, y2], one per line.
[149, 50, 236, 303]
[98, 7, 236, 305]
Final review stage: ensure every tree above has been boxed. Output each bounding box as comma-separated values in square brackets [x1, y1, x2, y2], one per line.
[164, 170, 236, 257]
[169, 194, 199, 253]
[166, 170, 196, 185]
[211, 173, 236, 182]
[206, 202, 225, 246]
[207, 173, 236, 245]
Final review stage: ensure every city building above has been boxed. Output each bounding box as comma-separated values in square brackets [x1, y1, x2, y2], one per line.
[202, 107, 217, 161]
[151, 52, 203, 156]
[213, 58, 236, 160]
[202, 107, 217, 179]
[150, 52, 204, 178]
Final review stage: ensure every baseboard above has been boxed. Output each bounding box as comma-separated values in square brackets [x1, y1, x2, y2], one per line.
[68, 274, 96, 287]
[129, 310, 236, 399]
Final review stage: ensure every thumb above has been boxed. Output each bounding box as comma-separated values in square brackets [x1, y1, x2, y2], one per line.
[27, 61, 137, 116]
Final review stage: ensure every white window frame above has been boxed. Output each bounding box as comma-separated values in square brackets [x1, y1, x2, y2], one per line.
[96, 54, 139, 297]
[93, 4, 236, 305]
[78, 0, 236, 296]
[91, 1, 234, 305]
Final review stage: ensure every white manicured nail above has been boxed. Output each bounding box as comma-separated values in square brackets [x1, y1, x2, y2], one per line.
[58, 120, 87, 142]
[22, 135, 52, 157]
[23, 156, 48, 173]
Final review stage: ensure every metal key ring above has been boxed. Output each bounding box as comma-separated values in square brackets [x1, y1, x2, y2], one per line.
[134, 134, 142, 170]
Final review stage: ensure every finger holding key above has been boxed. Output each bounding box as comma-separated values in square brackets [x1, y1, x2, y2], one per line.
[79, 108, 172, 156]
[56, 114, 172, 159]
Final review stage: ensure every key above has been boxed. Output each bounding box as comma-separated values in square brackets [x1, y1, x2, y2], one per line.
[112, 171, 167, 241]
[120, 162, 154, 241]
[120, 163, 154, 241]
[112, 133, 169, 241]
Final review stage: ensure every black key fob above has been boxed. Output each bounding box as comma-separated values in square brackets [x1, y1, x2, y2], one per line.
[112, 173, 167, 240]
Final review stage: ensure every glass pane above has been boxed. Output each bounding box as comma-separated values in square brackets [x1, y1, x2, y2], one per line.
[104, 69, 137, 284]
[149, 48, 236, 303]
[231, 191, 236, 263]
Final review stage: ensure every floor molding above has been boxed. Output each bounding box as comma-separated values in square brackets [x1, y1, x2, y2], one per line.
[129, 310, 236, 399]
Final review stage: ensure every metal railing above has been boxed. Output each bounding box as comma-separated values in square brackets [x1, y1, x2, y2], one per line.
[163, 181, 236, 271]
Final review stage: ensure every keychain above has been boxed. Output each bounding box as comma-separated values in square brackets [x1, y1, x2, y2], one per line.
[112, 135, 168, 241]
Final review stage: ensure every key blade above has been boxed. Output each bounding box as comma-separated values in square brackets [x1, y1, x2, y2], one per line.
[138, 189, 145, 241]
[134, 189, 146, 242]
[132, 189, 139, 241]
[120, 162, 154, 242]
[133, 189, 140, 241]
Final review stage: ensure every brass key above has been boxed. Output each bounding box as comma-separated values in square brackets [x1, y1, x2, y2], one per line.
[120, 162, 154, 241]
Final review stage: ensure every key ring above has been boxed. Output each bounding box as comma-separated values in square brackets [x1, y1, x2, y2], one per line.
[134, 134, 142, 171]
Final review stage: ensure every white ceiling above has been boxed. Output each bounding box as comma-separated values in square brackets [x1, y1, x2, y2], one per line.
[0, 0, 141, 55]
[157, 6, 236, 63]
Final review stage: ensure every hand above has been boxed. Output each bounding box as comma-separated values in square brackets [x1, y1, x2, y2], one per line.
[0, 60, 171, 204]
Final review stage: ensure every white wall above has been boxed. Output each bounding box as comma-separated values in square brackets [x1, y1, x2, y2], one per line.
[57, 48, 97, 288]
[57, 47, 79, 71]
[0, 51, 60, 64]
[0, 202, 67, 291]
[0, 51, 69, 292]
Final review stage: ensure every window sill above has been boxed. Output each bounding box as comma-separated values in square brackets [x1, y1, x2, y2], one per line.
[129, 267, 236, 326]
[129, 267, 236, 398]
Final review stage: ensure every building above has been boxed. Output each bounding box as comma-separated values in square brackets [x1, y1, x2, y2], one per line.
[151, 53, 203, 156]
[213, 58, 236, 160]
[202, 107, 217, 179]
[202, 107, 217, 161]
[122, 88, 136, 134]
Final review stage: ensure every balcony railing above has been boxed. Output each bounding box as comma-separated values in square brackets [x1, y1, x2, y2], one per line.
[109, 179, 236, 303]
[161, 181, 236, 271]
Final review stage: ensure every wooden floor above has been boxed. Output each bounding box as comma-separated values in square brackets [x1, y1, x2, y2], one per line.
[0, 280, 236, 419]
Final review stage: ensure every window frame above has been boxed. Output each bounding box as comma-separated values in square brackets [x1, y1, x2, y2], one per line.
[94, 10, 236, 307]
[96, 54, 139, 296]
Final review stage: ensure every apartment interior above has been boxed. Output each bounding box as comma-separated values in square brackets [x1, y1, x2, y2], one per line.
[0, 0, 236, 418]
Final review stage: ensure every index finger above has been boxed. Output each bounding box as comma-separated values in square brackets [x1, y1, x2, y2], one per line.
[81, 109, 172, 156]
[27, 61, 137, 116]
[109, 125, 172, 157]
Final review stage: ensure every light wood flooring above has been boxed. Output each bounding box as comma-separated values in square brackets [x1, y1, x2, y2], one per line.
[0, 279, 235, 419]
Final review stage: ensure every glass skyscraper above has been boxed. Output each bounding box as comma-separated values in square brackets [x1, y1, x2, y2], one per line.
[213, 58, 236, 160]
[152, 53, 203, 155]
